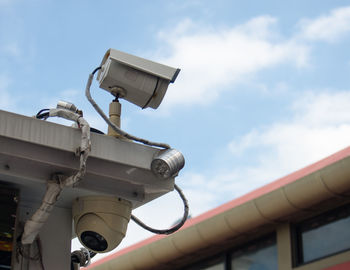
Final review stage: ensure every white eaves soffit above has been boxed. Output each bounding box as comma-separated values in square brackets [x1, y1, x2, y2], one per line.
[0, 110, 174, 209]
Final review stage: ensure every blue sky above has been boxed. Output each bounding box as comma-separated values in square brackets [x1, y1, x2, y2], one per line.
[2, 0, 350, 261]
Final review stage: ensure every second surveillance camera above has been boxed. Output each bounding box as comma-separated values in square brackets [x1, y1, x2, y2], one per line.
[97, 48, 180, 109]
[73, 196, 132, 253]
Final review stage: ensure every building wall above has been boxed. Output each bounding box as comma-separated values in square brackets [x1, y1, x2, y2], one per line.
[185, 202, 350, 270]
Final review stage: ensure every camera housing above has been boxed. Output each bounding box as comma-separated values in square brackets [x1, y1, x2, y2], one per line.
[97, 48, 180, 109]
[72, 196, 132, 253]
[151, 149, 185, 179]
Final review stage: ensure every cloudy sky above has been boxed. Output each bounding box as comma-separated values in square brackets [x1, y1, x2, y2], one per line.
[1, 0, 350, 262]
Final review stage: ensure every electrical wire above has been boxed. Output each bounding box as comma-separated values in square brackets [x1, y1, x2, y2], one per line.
[71, 248, 96, 269]
[35, 109, 50, 120]
[131, 184, 189, 235]
[22, 108, 91, 245]
[36, 112, 49, 120]
[36, 108, 102, 135]
[89, 251, 97, 258]
[86, 67, 189, 234]
[36, 109, 49, 117]
[85, 67, 170, 149]
[90, 127, 105, 134]
[92, 66, 101, 75]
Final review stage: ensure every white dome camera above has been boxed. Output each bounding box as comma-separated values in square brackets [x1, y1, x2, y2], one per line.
[72, 196, 132, 253]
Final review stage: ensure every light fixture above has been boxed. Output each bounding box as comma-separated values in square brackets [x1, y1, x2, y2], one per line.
[151, 149, 185, 179]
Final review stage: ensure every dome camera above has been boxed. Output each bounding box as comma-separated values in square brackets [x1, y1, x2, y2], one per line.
[72, 196, 132, 253]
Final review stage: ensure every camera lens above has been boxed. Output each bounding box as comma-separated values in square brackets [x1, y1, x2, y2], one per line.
[81, 231, 108, 252]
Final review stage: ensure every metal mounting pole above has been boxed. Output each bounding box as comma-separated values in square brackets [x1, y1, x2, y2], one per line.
[108, 99, 122, 138]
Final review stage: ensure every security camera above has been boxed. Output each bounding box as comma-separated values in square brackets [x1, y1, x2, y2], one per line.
[72, 196, 132, 253]
[96, 48, 180, 109]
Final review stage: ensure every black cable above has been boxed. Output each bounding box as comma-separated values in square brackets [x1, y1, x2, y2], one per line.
[92, 66, 101, 75]
[71, 249, 96, 268]
[36, 109, 49, 115]
[35, 109, 49, 119]
[89, 251, 96, 258]
[131, 184, 189, 235]
[71, 254, 80, 264]
[36, 112, 49, 120]
[90, 127, 105, 134]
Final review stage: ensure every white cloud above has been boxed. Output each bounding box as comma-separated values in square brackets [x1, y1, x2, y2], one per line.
[154, 16, 309, 109]
[229, 130, 260, 156]
[298, 6, 350, 42]
[150, 7, 350, 111]
[292, 91, 350, 126]
[228, 90, 350, 183]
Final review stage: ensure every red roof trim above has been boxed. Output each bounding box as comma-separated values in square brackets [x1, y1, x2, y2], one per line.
[183, 145, 350, 226]
[324, 260, 350, 270]
[88, 146, 350, 268]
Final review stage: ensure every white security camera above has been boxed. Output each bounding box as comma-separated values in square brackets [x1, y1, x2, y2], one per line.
[72, 196, 132, 253]
[96, 48, 180, 109]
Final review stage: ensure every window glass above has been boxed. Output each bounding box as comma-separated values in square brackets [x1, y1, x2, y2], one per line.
[185, 234, 277, 270]
[185, 255, 225, 270]
[296, 204, 350, 264]
[231, 235, 278, 270]
[204, 262, 225, 270]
